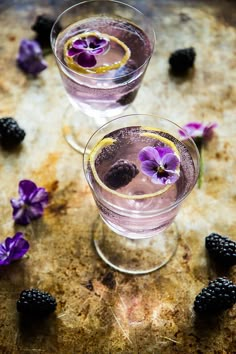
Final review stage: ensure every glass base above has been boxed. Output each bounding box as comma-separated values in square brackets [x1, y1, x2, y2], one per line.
[62, 104, 137, 154]
[93, 218, 179, 275]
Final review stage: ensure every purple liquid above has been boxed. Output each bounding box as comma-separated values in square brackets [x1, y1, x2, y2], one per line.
[55, 17, 152, 118]
[86, 126, 197, 239]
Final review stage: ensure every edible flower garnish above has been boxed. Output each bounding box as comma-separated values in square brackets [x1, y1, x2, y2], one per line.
[64, 31, 130, 74]
[17, 39, 47, 75]
[180, 122, 217, 188]
[138, 146, 180, 185]
[67, 33, 110, 68]
[0, 232, 29, 266]
[10, 180, 49, 225]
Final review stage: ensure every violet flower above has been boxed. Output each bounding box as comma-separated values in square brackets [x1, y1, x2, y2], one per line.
[17, 39, 47, 75]
[0, 232, 29, 266]
[138, 146, 180, 185]
[67, 34, 110, 68]
[179, 122, 217, 145]
[10, 180, 49, 225]
[180, 122, 217, 188]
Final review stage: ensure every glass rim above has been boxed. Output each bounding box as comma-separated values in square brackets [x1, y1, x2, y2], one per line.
[83, 113, 200, 216]
[50, 0, 156, 81]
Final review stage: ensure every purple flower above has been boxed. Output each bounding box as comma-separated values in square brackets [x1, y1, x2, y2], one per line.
[67, 34, 110, 68]
[179, 121, 217, 188]
[180, 122, 217, 141]
[10, 180, 49, 225]
[138, 146, 180, 185]
[0, 232, 29, 266]
[17, 39, 47, 75]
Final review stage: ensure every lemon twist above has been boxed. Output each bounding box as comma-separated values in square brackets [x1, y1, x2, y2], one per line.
[88, 128, 181, 200]
[64, 31, 131, 74]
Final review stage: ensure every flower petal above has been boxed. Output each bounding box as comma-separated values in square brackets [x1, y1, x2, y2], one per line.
[17, 39, 47, 76]
[9, 233, 29, 261]
[151, 171, 179, 185]
[26, 203, 44, 220]
[90, 47, 105, 55]
[67, 47, 83, 57]
[155, 146, 174, 159]
[151, 173, 165, 184]
[18, 180, 37, 199]
[73, 39, 88, 50]
[13, 208, 31, 225]
[0, 251, 10, 265]
[180, 122, 204, 138]
[17, 39, 42, 60]
[10, 198, 24, 209]
[75, 52, 97, 68]
[0, 232, 29, 265]
[30, 188, 48, 206]
[161, 153, 180, 172]
[138, 146, 161, 163]
[86, 36, 110, 54]
[203, 123, 218, 140]
[141, 160, 158, 177]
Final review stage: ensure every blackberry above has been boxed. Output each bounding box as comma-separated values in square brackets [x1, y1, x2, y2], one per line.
[117, 89, 138, 106]
[194, 277, 236, 314]
[169, 47, 196, 74]
[31, 14, 60, 47]
[104, 159, 139, 189]
[17, 288, 57, 316]
[206, 233, 236, 266]
[0, 117, 25, 148]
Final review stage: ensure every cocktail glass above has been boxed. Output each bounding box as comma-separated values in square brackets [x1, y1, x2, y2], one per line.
[83, 114, 200, 274]
[50, 0, 155, 153]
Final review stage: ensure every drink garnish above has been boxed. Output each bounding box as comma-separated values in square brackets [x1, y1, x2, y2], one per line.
[104, 159, 139, 190]
[139, 128, 180, 185]
[138, 146, 180, 185]
[64, 31, 131, 74]
[88, 128, 181, 199]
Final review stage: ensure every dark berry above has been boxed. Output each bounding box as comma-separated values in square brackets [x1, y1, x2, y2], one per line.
[205, 233, 236, 266]
[31, 14, 60, 47]
[194, 277, 236, 314]
[113, 60, 138, 84]
[169, 47, 196, 74]
[17, 288, 57, 316]
[117, 89, 138, 106]
[104, 159, 139, 189]
[0, 117, 25, 148]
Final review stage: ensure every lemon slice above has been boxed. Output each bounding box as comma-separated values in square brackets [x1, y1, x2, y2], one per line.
[88, 127, 181, 200]
[140, 127, 180, 157]
[64, 31, 131, 74]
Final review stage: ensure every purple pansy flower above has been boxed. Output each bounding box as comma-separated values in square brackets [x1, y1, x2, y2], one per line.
[179, 121, 217, 188]
[179, 122, 218, 141]
[0, 232, 29, 266]
[17, 39, 47, 75]
[10, 180, 49, 225]
[139, 146, 180, 185]
[67, 34, 110, 68]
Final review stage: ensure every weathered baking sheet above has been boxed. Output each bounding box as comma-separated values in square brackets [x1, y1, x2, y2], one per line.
[0, 0, 236, 352]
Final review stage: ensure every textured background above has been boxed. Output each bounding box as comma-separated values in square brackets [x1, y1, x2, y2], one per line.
[0, 0, 236, 353]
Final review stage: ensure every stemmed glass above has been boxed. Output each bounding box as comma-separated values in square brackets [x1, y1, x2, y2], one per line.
[51, 0, 155, 153]
[83, 114, 200, 274]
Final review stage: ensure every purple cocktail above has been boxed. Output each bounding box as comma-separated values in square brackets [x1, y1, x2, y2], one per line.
[84, 114, 200, 274]
[51, 1, 155, 153]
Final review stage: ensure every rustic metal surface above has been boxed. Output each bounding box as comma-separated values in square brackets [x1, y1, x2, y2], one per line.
[0, 0, 236, 353]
